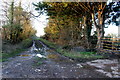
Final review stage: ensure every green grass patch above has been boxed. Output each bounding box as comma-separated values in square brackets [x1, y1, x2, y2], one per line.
[64, 51, 104, 59]
[56, 48, 103, 59]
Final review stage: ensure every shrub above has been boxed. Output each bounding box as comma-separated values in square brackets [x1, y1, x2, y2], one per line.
[21, 38, 33, 49]
[62, 45, 73, 50]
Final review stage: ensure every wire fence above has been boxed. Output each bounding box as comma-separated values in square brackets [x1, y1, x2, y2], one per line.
[100, 38, 120, 54]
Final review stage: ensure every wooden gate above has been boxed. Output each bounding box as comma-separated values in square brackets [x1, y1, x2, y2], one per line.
[100, 38, 120, 54]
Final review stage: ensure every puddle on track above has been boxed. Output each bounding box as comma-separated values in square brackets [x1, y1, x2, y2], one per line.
[46, 53, 74, 63]
[47, 54, 59, 59]
[19, 54, 30, 57]
[3, 40, 120, 78]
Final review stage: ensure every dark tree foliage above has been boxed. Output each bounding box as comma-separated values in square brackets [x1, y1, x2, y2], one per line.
[33, 1, 119, 50]
[104, 1, 120, 27]
[32, 2, 50, 16]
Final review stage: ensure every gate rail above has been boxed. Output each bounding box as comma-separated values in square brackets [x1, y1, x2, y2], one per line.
[100, 38, 120, 53]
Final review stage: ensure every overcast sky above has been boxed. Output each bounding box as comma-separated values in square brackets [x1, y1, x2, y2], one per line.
[1, 0, 48, 37]
[17, 0, 49, 37]
[1, 0, 119, 37]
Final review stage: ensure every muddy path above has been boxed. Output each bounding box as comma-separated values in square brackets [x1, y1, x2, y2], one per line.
[2, 40, 119, 78]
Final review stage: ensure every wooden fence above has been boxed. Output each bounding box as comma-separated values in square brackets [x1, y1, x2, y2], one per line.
[100, 38, 120, 54]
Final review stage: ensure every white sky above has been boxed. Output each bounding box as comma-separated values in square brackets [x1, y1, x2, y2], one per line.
[1, 0, 119, 37]
[104, 24, 118, 36]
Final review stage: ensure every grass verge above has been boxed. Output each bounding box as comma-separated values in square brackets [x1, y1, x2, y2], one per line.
[1, 49, 25, 62]
[39, 38, 58, 49]
[56, 49, 104, 59]
[39, 38, 105, 61]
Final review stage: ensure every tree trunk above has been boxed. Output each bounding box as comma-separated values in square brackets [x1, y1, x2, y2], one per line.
[83, 16, 89, 49]
[10, 1, 14, 43]
[91, 4, 105, 51]
[96, 10, 104, 50]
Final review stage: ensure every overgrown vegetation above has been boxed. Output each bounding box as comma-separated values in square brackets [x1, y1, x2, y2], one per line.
[39, 38, 105, 61]
[21, 38, 33, 48]
[1, 38, 33, 62]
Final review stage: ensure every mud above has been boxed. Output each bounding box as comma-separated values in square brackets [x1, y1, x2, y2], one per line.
[2, 40, 119, 78]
